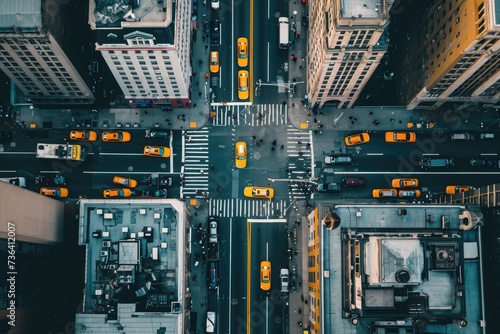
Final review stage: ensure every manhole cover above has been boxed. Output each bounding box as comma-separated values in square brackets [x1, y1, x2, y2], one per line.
[275, 316, 282, 324]
[254, 152, 261, 160]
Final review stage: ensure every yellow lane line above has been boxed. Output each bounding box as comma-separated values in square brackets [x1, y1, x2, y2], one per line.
[247, 220, 252, 334]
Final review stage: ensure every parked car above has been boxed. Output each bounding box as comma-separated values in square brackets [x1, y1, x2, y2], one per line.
[145, 129, 170, 138]
[237, 37, 248, 67]
[343, 178, 365, 187]
[211, 19, 220, 45]
[324, 155, 352, 165]
[40, 187, 69, 198]
[392, 178, 418, 188]
[445, 185, 474, 195]
[113, 176, 138, 188]
[344, 132, 370, 146]
[103, 188, 132, 198]
[143, 145, 171, 158]
[280, 268, 290, 293]
[209, 216, 218, 243]
[208, 262, 218, 289]
[385, 131, 416, 143]
[372, 189, 397, 198]
[317, 183, 341, 192]
[70, 130, 97, 142]
[209, 51, 220, 73]
[0, 177, 27, 187]
[102, 131, 131, 142]
[238, 70, 249, 100]
[470, 158, 498, 167]
[398, 190, 421, 198]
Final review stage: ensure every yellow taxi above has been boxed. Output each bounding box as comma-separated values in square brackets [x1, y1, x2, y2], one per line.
[446, 185, 474, 195]
[244, 186, 274, 199]
[235, 141, 247, 168]
[70, 130, 97, 142]
[103, 188, 133, 198]
[260, 261, 271, 291]
[40, 187, 69, 198]
[113, 176, 138, 188]
[102, 131, 131, 142]
[238, 70, 249, 100]
[391, 178, 418, 188]
[344, 132, 370, 146]
[372, 189, 397, 198]
[209, 51, 219, 73]
[237, 37, 248, 67]
[385, 131, 416, 143]
[143, 145, 171, 158]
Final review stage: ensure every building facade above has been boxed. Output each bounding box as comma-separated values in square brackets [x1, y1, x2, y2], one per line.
[0, 0, 95, 105]
[89, 0, 192, 108]
[307, 0, 394, 109]
[401, 0, 500, 110]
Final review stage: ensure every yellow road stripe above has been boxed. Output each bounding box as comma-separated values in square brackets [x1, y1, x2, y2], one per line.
[247, 221, 252, 333]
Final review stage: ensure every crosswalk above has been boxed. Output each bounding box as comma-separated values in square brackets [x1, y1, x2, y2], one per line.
[180, 128, 210, 198]
[208, 198, 289, 218]
[286, 126, 314, 200]
[210, 103, 288, 126]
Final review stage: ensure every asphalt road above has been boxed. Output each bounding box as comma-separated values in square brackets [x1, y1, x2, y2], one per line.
[210, 0, 290, 104]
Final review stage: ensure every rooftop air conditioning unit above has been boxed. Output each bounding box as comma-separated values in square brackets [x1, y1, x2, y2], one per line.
[96, 209, 103, 215]
[104, 213, 114, 219]
[139, 209, 146, 215]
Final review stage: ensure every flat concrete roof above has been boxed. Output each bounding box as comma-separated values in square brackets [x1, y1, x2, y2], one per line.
[0, 0, 41, 30]
[318, 203, 485, 334]
[75, 199, 188, 334]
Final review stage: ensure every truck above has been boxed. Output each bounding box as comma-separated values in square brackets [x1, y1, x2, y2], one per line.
[206, 311, 216, 333]
[143, 174, 173, 188]
[36, 143, 87, 161]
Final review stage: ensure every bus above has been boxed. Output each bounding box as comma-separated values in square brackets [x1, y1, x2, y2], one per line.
[36, 143, 87, 161]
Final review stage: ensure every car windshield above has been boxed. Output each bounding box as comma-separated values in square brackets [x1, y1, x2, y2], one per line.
[118, 189, 124, 196]
[116, 133, 123, 140]
[159, 148, 164, 155]
[55, 189, 61, 196]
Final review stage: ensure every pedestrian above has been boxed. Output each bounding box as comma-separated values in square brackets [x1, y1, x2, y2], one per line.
[251, 136, 256, 140]
[193, 103, 197, 108]
[299, 65, 304, 69]
[205, 45, 208, 50]
[196, 81, 200, 86]
[313, 118, 317, 123]
[202, 36, 206, 42]
[144, 111, 149, 115]
[292, 103, 295, 107]
[198, 92, 202, 97]
[280, 144, 285, 150]
[282, 101, 287, 106]
[369, 111, 373, 115]
[298, 141, 302, 145]
[390, 118, 394, 122]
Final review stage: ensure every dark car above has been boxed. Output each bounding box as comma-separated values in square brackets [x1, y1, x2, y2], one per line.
[211, 20, 220, 45]
[470, 158, 498, 168]
[142, 189, 168, 197]
[208, 262, 218, 289]
[343, 178, 366, 187]
[317, 183, 341, 192]
[145, 129, 170, 138]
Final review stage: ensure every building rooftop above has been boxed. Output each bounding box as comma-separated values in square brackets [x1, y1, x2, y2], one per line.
[317, 203, 485, 334]
[90, 0, 170, 29]
[341, 0, 385, 20]
[75, 199, 188, 334]
[0, 0, 41, 30]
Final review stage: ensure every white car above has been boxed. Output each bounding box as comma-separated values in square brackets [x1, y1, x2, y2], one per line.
[0, 177, 27, 187]
[280, 268, 289, 293]
[209, 216, 218, 243]
[211, 0, 220, 9]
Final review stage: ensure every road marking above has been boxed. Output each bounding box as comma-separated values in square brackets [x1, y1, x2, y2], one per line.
[480, 153, 498, 156]
[421, 153, 440, 155]
[366, 153, 384, 155]
[247, 221, 252, 334]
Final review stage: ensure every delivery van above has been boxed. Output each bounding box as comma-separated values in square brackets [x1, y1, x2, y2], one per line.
[278, 17, 290, 49]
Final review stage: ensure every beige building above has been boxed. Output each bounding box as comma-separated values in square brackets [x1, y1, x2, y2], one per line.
[0, 181, 64, 245]
[307, 0, 394, 109]
[89, 0, 192, 108]
[0, 0, 95, 105]
[401, 0, 500, 109]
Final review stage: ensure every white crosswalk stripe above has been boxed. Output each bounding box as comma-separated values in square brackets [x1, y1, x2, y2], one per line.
[181, 128, 210, 198]
[286, 126, 314, 200]
[208, 199, 289, 218]
[210, 104, 288, 126]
